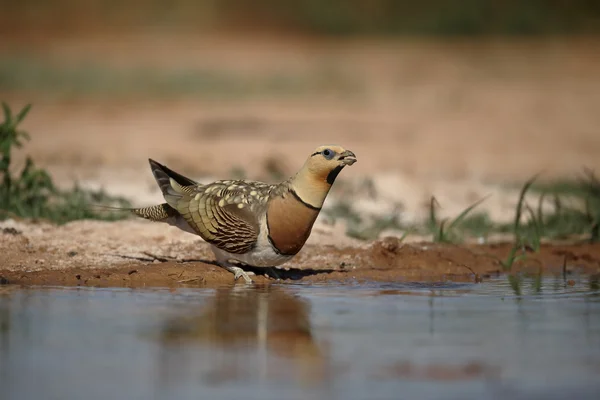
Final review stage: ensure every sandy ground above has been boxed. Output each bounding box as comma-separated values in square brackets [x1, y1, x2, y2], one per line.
[1, 218, 599, 287]
[1, 34, 600, 286]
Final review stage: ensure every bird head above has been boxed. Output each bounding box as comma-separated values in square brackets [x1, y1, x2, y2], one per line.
[290, 145, 357, 208]
[304, 145, 357, 184]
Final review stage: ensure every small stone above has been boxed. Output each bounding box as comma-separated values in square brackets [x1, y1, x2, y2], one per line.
[75, 274, 81, 280]
[0, 276, 9, 285]
[67, 251, 78, 257]
[2, 227, 21, 235]
[380, 236, 401, 253]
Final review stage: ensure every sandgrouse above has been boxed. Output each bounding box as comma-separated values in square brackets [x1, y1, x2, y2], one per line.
[132, 145, 357, 283]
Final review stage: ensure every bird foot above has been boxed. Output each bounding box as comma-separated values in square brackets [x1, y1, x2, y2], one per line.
[224, 265, 254, 284]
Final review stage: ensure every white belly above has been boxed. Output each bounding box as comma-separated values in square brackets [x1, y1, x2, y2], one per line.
[212, 244, 292, 267]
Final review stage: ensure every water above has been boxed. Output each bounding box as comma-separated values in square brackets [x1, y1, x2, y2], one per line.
[1, 276, 599, 400]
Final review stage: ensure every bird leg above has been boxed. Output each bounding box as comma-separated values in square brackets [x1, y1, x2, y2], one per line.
[219, 261, 255, 284]
[212, 247, 256, 283]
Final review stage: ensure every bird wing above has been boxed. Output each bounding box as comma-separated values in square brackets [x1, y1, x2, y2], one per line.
[173, 181, 271, 254]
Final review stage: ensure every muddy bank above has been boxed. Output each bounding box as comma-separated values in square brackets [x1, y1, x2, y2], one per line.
[1, 220, 599, 287]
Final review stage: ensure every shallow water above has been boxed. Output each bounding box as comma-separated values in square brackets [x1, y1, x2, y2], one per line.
[1, 276, 599, 400]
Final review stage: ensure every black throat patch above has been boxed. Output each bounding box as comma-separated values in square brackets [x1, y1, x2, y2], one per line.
[290, 189, 321, 210]
[326, 165, 344, 185]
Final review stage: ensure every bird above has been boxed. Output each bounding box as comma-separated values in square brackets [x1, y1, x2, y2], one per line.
[131, 145, 357, 283]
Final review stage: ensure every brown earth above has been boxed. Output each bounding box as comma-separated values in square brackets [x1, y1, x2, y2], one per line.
[1, 220, 599, 288]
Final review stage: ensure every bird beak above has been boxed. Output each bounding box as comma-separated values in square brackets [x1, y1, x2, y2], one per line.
[339, 150, 357, 166]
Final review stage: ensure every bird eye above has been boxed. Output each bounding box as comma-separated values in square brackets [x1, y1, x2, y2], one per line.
[322, 149, 335, 160]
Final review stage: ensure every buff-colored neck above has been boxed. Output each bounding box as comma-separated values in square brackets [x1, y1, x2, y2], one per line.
[289, 162, 334, 209]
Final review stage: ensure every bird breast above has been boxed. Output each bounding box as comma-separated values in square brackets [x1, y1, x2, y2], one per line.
[266, 193, 320, 256]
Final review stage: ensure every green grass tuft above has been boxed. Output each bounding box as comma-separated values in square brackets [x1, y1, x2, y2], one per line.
[0, 103, 131, 224]
[527, 171, 600, 242]
[498, 171, 600, 271]
[428, 195, 489, 243]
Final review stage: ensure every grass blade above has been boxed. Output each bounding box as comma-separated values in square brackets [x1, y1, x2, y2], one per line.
[513, 174, 540, 240]
[525, 203, 542, 251]
[15, 104, 32, 124]
[1, 102, 12, 126]
[447, 194, 491, 231]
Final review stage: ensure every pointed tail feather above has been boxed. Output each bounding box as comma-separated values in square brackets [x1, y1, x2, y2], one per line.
[90, 203, 179, 222]
[131, 203, 179, 221]
[148, 159, 198, 207]
[133, 203, 196, 234]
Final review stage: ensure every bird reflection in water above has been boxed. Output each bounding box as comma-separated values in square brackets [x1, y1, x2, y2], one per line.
[154, 285, 330, 388]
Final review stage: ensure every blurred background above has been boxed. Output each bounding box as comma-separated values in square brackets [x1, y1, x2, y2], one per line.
[1, 0, 600, 226]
